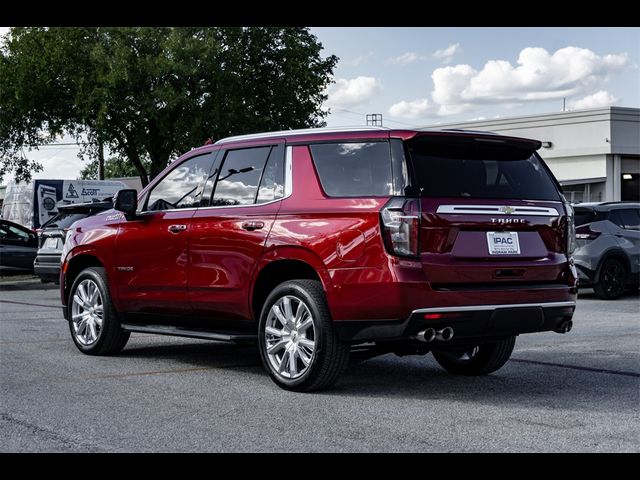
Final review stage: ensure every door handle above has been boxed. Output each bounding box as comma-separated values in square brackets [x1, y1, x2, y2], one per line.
[241, 221, 265, 231]
[168, 224, 187, 234]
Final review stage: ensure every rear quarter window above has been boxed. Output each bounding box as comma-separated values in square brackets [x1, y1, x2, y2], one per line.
[309, 142, 393, 197]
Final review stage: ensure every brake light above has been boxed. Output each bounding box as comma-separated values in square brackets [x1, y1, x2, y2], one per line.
[575, 224, 601, 240]
[565, 203, 576, 254]
[381, 198, 420, 257]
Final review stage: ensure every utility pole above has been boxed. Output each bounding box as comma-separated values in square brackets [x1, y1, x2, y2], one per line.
[97, 137, 105, 180]
[563, 98, 566, 112]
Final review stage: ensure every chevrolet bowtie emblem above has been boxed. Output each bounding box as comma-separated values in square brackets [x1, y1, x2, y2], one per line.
[500, 206, 515, 214]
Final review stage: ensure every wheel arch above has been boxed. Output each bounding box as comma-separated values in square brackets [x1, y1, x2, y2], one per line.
[250, 247, 333, 322]
[594, 248, 631, 283]
[62, 249, 107, 307]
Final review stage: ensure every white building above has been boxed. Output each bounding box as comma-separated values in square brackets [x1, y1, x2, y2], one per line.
[422, 106, 640, 203]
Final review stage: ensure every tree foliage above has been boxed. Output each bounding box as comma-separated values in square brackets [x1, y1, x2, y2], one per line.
[0, 27, 337, 186]
[79, 156, 152, 180]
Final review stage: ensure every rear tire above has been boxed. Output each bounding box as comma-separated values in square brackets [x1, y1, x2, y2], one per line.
[433, 336, 516, 376]
[68, 267, 130, 355]
[258, 280, 349, 392]
[594, 258, 626, 300]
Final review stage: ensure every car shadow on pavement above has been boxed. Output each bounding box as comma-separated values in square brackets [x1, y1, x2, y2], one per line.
[578, 287, 640, 300]
[118, 339, 638, 412]
[119, 340, 263, 370]
[0, 281, 58, 292]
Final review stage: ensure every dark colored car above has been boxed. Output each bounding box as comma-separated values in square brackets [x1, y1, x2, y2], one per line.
[573, 202, 640, 299]
[60, 127, 577, 391]
[34, 200, 114, 283]
[0, 219, 38, 274]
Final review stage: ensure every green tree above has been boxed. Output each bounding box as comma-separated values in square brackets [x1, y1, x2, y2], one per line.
[0, 27, 337, 186]
[79, 156, 152, 180]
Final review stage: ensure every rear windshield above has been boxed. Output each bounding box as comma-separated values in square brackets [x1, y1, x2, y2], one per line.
[574, 208, 607, 227]
[42, 212, 89, 229]
[407, 138, 561, 201]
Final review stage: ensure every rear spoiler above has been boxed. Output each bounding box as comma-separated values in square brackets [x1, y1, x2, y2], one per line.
[409, 130, 542, 151]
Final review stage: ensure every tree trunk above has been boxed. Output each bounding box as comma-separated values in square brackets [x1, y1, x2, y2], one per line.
[120, 131, 149, 187]
[149, 152, 170, 183]
[97, 137, 105, 180]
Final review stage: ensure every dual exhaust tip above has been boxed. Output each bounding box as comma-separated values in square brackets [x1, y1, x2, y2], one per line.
[416, 319, 572, 341]
[416, 327, 454, 343]
[554, 319, 573, 334]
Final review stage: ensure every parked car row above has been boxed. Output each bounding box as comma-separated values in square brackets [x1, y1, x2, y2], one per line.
[1, 200, 113, 280]
[572, 202, 640, 299]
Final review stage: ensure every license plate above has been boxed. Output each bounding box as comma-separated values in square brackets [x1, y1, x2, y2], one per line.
[43, 237, 59, 250]
[486, 231, 520, 255]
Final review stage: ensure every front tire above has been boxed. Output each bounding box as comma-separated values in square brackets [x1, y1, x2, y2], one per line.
[68, 267, 130, 355]
[258, 280, 349, 392]
[594, 258, 626, 300]
[433, 336, 516, 376]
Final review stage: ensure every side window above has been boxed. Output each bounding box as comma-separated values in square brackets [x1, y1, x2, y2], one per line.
[146, 153, 215, 211]
[618, 209, 640, 231]
[309, 142, 393, 197]
[212, 147, 271, 206]
[256, 145, 285, 203]
[608, 211, 624, 228]
[8, 224, 30, 239]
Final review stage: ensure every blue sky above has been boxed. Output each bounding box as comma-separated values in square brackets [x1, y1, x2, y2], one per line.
[1, 27, 638, 181]
[311, 27, 639, 127]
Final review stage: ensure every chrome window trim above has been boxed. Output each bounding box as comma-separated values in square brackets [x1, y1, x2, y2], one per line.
[436, 205, 559, 216]
[138, 145, 293, 214]
[411, 301, 575, 315]
[284, 146, 293, 197]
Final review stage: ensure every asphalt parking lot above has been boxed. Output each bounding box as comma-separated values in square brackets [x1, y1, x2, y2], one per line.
[1, 279, 638, 452]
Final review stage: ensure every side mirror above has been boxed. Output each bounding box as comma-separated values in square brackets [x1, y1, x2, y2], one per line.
[114, 189, 138, 217]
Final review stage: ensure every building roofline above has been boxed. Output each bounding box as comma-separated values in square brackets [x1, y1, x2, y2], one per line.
[421, 106, 639, 130]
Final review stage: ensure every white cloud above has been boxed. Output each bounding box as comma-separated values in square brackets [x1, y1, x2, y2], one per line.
[432, 43, 461, 64]
[345, 51, 375, 67]
[389, 52, 424, 65]
[568, 90, 618, 110]
[431, 46, 630, 115]
[388, 98, 431, 119]
[325, 76, 382, 109]
[0, 26, 10, 46]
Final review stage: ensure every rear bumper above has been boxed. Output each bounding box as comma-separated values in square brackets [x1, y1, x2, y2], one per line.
[33, 254, 61, 283]
[335, 301, 576, 343]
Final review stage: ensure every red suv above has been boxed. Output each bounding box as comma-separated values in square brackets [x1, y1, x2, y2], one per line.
[60, 128, 578, 391]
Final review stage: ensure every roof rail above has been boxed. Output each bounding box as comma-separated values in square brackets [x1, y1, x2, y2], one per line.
[214, 126, 390, 145]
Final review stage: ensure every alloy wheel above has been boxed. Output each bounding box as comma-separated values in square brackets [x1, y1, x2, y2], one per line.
[71, 279, 103, 346]
[603, 262, 625, 297]
[264, 295, 316, 380]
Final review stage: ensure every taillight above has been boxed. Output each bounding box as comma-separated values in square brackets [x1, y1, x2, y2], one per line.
[381, 198, 420, 257]
[565, 203, 576, 254]
[575, 224, 601, 240]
